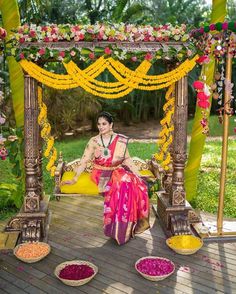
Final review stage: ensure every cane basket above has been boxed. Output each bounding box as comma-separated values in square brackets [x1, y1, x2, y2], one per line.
[54, 260, 98, 286]
[14, 242, 51, 263]
[135, 256, 175, 281]
[166, 235, 203, 255]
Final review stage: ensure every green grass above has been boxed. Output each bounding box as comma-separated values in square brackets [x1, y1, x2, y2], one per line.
[191, 139, 236, 218]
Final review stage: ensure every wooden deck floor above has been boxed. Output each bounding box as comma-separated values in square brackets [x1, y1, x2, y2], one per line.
[1, 196, 236, 294]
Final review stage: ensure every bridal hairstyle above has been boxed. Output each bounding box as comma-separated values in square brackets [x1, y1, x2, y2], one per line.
[96, 111, 114, 124]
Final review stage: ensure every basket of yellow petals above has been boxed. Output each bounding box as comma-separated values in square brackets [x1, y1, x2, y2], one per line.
[166, 235, 203, 255]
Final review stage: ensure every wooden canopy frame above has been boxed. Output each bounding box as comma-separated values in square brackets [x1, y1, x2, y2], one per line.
[5, 41, 199, 242]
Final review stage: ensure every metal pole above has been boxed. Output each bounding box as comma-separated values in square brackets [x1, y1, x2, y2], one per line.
[217, 46, 232, 235]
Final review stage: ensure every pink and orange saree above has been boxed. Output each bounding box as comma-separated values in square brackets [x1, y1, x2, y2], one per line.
[91, 134, 150, 245]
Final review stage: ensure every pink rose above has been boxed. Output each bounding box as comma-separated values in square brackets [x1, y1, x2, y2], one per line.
[131, 56, 137, 62]
[44, 37, 50, 42]
[38, 48, 46, 55]
[89, 52, 95, 59]
[70, 50, 76, 56]
[104, 47, 112, 55]
[19, 53, 25, 59]
[193, 80, 204, 90]
[144, 52, 152, 61]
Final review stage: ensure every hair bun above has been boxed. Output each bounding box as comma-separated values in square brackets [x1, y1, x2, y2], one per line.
[98, 111, 114, 122]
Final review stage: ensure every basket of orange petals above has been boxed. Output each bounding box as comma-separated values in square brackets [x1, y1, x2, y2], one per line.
[54, 260, 98, 287]
[166, 235, 203, 255]
[135, 256, 175, 281]
[14, 242, 51, 263]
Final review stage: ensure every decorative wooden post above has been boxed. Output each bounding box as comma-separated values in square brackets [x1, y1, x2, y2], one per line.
[5, 75, 50, 243]
[156, 76, 192, 235]
[24, 74, 41, 212]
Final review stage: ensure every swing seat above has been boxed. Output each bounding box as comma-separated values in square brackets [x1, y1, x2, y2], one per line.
[54, 153, 159, 201]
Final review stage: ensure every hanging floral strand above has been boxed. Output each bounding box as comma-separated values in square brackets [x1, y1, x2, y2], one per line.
[37, 86, 57, 176]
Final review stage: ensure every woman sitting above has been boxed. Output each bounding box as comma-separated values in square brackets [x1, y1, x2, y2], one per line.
[61, 111, 150, 245]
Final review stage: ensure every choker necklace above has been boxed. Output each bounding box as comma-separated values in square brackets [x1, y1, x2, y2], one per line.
[100, 134, 113, 157]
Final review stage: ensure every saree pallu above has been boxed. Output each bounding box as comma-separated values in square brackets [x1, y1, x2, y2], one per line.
[91, 134, 150, 245]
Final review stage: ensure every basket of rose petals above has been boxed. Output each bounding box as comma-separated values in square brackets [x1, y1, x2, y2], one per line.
[54, 260, 98, 286]
[14, 242, 50, 263]
[166, 235, 203, 255]
[135, 256, 175, 281]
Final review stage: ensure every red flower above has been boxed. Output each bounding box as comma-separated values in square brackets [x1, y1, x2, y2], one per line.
[59, 51, 65, 58]
[144, 52, 152, 61]
[222, 22, 228, 30]
[89, 52, 95, 59]
[193, 81, 204, 90]
[196, 55, 210, 64]
[44, 37, 50, 42]
[199, 27, 204, 34]
[209, 24, 216, 31]
[19, 53, 25, 59]
[197, 91, 209, 101]
[104, 47, 112, 55]
[19, 37, 25, 44]
[29, 30, 36, 38]
[79, 33, 84, 40]
[0, 28, 7, 39]
[198, 100, 210, 109]
[38, 48, 46, 55]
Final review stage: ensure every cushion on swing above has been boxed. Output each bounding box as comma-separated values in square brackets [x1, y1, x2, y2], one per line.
[139, 169, 155, 178]
[60, 171, 99, 195]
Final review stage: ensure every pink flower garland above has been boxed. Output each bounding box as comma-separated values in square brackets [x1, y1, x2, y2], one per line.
[193, 80, 211, 134]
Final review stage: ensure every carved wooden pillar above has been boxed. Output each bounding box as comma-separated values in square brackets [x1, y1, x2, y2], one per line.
[24, 74, 41, 212]
[156, 76, 191, 236]
[170, 76, 188, 206]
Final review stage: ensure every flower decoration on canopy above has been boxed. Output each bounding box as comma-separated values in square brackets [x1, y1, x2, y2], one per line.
[191, 21, 236, 59]
[8, 23, 197, 63]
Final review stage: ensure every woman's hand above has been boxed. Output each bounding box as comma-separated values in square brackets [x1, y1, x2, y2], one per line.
[60, 178, 77, 186]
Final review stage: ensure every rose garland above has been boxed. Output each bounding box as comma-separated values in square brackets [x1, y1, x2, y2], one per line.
[154, 83, 175, 170]
[37, 86, 57, 176]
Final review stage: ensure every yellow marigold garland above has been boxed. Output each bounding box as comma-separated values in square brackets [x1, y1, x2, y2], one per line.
[155, 83, 175, 171]
[19, 55, 198, 96]
[38, 86, 57, 176]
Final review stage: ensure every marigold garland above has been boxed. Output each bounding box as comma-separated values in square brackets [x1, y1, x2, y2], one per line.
[38, 86, 57, 176]
[154, 83, 175, 170]
[19, 55, 198, 97]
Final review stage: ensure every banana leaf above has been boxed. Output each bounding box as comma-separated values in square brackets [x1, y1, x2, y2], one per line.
[185, 0, 227, 201]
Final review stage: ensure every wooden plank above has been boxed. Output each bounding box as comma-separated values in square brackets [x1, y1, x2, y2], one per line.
[49, 197, 236, 293]
[50, 205, 236, 275]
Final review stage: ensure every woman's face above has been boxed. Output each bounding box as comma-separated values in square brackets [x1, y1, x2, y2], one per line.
[97, 117, 112, 135]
